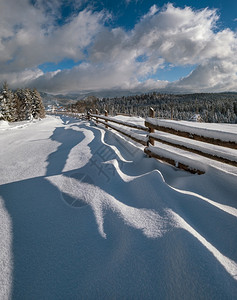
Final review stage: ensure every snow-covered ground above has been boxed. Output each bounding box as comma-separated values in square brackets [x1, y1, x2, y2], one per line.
[0, 115, 237, 299]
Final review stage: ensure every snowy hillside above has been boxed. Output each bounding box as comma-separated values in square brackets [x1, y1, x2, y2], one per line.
[0, 115, 237, 299]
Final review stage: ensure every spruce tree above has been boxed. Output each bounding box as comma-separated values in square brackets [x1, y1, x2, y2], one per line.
[13, 90, 22, 121]
[0, 83, 45, 122]
[0, 82, 16, 122]
[24, 88, 33, 120]
[14, 89, 32, 121]
[31, 88, 45, 119]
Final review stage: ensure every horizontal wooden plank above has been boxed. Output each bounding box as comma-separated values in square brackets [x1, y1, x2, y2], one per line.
[91, 114, 149, 131]
[145, 120, 237, 149]
[92, 118, 148, 146]
[149, 133, 237, 167]
[144, 147, 205, 175]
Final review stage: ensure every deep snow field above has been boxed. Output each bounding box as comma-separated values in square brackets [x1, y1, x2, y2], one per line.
[0, 115, 237, 299]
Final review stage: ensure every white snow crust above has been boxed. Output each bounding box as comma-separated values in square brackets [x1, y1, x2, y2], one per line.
[0, 121, 10, 129]
[0, 115, 237, 299]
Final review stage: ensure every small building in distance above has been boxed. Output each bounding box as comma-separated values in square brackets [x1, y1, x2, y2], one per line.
[189, 114, 203, 122]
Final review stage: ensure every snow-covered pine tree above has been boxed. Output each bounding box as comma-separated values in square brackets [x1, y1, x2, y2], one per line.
[14, 89, 25, 121]
[0, 82, 16, 122]
[24, 88, 33, 120]
[0, 98, 4, 120]
[0, 93, 4, 121]
[30, 88, 45, 119]
[13, 90, 22, 121]
[14, 89, 32, 121]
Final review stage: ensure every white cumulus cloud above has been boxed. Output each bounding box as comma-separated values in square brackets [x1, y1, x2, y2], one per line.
[1, 2, 237, 94]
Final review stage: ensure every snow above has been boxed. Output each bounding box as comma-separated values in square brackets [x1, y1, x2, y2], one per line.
[146, 142, 237, 176]
[0, 120, 10, 129]
[0, 118, 40, 131]
[92, 114, 147, 130]
[0, 115, 237, 299]
[146, 143, 207, 173]
[92, 118, 148, 145]
[146, 118, 237, 143]
[150, 131, 237, 163]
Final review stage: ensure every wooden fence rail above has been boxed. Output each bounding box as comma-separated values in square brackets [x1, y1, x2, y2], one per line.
[90, 113, 149, 131]
[88, 108, 237, 174]
[145, 118, 237, 149]
[90, 112, 148, 146]
[148, 132, 237, 167]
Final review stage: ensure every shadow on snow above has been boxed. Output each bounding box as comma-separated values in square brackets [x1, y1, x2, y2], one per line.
[1, 115, 237, 299]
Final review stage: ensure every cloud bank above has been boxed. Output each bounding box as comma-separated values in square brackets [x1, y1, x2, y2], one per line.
[1, 1, 237, 94]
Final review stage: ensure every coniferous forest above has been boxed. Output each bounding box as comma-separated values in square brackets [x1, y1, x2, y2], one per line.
[0, 82, 45, 122]
[72, 93, 237, 123]
[1, 80, 237, 124]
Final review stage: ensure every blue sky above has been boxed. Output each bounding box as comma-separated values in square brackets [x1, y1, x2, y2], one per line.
[1, 0, 237, 94]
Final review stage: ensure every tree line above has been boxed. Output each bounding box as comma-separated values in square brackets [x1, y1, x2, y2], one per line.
[70, 93, 237, 123]
[0, 82, 45, 122]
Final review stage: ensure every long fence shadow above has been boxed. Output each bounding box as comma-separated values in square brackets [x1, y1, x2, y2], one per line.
[46, 126, 84, 176]
[0, 117, 89, 299]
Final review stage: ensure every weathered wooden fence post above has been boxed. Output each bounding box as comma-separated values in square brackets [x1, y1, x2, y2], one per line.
[87, 111, 90, 120]
[95, 109, 99, 124]
[105, 110, 108, 128]
[148, 107, 155, 146]
[87, 109, 92, 120]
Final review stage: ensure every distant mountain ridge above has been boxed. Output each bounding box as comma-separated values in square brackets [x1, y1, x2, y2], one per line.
[40, 89, 154, 106]
[40, 90, 237, 107]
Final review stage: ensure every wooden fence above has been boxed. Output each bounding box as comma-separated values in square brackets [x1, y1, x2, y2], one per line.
[89, 109, 148, 146]
[48, 109, 237, 174]
[88, 108, 237, 174]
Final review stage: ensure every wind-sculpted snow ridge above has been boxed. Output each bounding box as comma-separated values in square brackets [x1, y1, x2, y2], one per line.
[96, 158, 237, 278]
[62, 125, 94, 172]
[47, 175, 173, 239]
[1, 115, 237, 299]
[168, 210, 237, 280]
[104, 158, 237, 218]
[47, 169, 237, 281]
[92, 124, 133, 163]
[168, 185, 237, 218]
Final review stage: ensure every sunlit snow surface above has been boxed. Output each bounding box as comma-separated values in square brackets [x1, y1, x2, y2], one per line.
[0, 115, 237, 299]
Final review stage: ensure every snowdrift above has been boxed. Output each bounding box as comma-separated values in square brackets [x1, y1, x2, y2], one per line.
[0, 115, 237, 299]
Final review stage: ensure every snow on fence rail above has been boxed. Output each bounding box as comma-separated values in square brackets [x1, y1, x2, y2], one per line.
[144, 144, 206, 175]
[89, 108, 237, 174]
[145, 117, 237, 149]
[90, 112, 148, 131]
[149, 131, 237, 167]
[90, 110, 148, 146]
